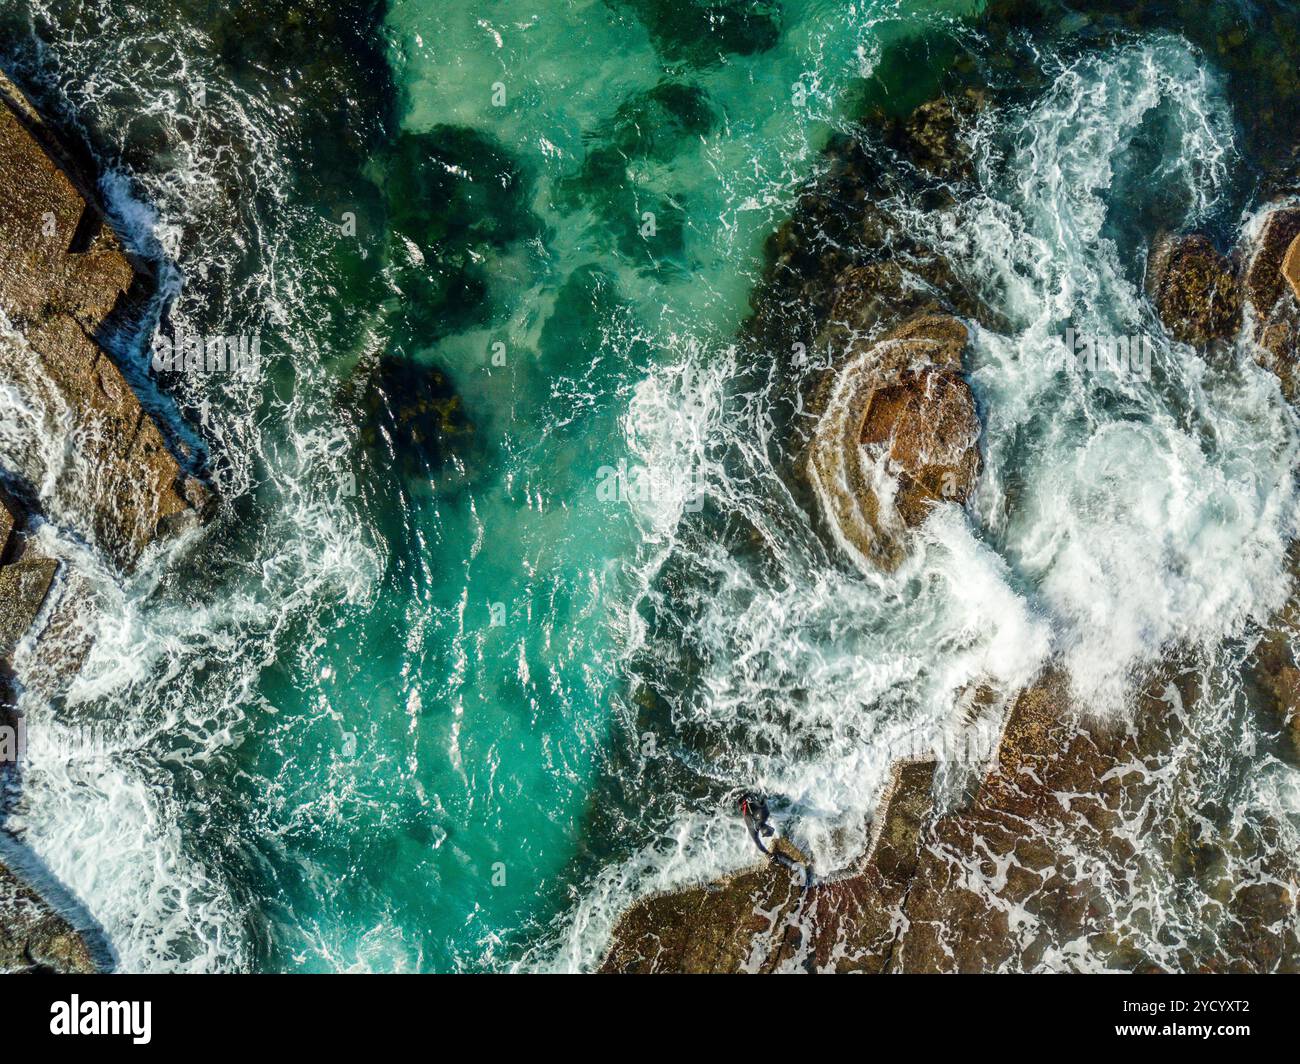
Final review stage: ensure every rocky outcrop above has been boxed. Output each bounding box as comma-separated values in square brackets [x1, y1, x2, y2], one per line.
[0, 69, 207, 572]
[0, 486, 14, 555]
[1147, 210, 1300, 400]
[1242, 207, 1300, 399]
[0, 557, 56, 659]
[599, 760, 937, 973]
[0, 483, 57, 705]
[1247, 548, 1300, 766]
[898, 670, 1298, 973]
[0, 860, 96, 974]
[745, 89, 990, 574]
[1283, 232, 1300, 304]
[884, 89, 985, 185]
[741, 90, 992, 376]
[0, 484, 96, 974]
[0, 68, 212, 973]
[1245, 209, 1300, 322]
[1147, 233, 1242, 348]
[601, 670, 1300, 972]
[807, 314, 981, 571]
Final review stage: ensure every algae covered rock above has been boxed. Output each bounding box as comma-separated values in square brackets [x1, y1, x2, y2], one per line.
[0, 861, 98, 974]
[358, 355, 477, 485]
[1148, 232, 1241, 348]
[886, 89, 985, 184]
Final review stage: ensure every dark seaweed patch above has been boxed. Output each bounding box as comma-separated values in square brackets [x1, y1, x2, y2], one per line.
[380, 126, 543, 342]
[607, 0, 782, 66]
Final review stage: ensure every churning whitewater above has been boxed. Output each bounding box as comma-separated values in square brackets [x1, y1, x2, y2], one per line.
[0, 0, 1298, 974]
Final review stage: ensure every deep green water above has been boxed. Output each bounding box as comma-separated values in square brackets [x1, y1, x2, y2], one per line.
[3, 0, 1300, 971]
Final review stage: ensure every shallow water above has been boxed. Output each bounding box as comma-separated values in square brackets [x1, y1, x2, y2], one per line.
[0, 0, 1298, 971]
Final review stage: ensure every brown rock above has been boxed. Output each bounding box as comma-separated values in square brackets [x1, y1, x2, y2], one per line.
[0, 71, 207, 571]
[1147, 233, 1241, 347]
[1228, 207, 1300, 397]
[1284, 233, 1300, 304]
[891, 674, 1154, 971]
[1247, 553, 1300, 763]
[0, 486, 96, 975]
[887, 90, 985, 184]
[0, 861, 98, 973]
[0, 557, 57, 659]
[1245, 208, 1300, 322]
[598, 667, 1299, 973]
[0, 490, 14, 560]
[822, 262, 932, 344]
[7, 315, 204, 567]
[597, 842, 808, 974]
[599, 759, 937, 974]
[0, 81, 134, 335]
[807, 314, 981, 571]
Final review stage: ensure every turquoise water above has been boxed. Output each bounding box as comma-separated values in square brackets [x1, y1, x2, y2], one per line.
[3, 0, 1300, 972]
[249, 0, 984, 971]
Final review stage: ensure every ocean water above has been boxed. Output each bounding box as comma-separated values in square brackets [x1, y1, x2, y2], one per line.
[0, 0, 1298, 972]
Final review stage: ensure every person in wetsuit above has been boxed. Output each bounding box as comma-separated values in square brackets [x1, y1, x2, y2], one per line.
[738, 790, 813, 889]
[739, 791, 775, 854]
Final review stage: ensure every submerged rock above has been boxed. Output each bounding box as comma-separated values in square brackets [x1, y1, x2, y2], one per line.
[357, 355, 477, 486]
[807, 315, 981, 571]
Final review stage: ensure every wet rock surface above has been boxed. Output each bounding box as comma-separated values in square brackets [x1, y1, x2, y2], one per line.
[0, 557, 56, 659]
[1243, 207, 1300, 398]
[0, 69, 213, 974]
[1146, 208, 1300, 398]
[601, 80, 1300, 973]
[807, 314, 981, 571]
[885, 90, 985, 185]
[0, 69, 207, 572]
[1283, 233, 1300, 304]
[736, 86, 992, 573]
[0, 485, 97, 973]
[0, 490, 13, 557]
[0, 860, 97, 973]
[1147, 233, 1242, 349]
[603, 670, 1300, 972]
[600, 760, 937, 973]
